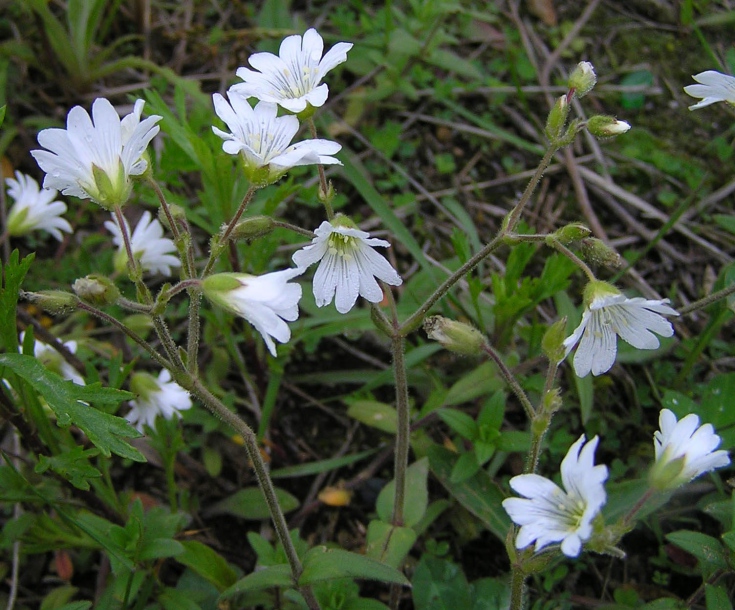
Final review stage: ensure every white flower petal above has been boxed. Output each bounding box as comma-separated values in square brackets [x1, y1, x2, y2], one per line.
[5, 172, 72, 241]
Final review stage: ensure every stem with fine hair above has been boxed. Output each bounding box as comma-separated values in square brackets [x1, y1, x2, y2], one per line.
[185, 377, 320, 610]
[480, 343, 535, 420]
[678, 282, 735, 315]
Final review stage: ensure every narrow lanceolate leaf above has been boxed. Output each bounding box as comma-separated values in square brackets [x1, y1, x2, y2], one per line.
[0, 353, 143, 462]
[299, 547, 410, 586]
[0, 251, 34, 353]
[428, 446, 511, 541]
[219, 564, 294, 601]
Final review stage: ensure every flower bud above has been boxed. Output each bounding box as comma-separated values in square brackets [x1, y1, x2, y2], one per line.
[541, 318, 568, 362]
[568, 61, 597, 98]
[157, 204, 188, 232]
[580, 238, 623, 269]
[72, 275, 120, 306]
[232, 216, 275, 240]
[553, 223, 592, 245]
[23, 290, 78, 315]
[545, 95, 570, 141]
[586, 115, 631, 139]
[423, 316, 486, 356]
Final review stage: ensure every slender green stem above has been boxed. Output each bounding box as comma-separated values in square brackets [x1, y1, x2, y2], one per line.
[161, 279, 202, 301]
[272, 220, 317, 239]
[76, 301, 173, 371]
[306, 118, 334, 220]
[480, 343, 535, 419]
[547, 239, 596, 281]
[201, 185, 258, 278]
[504, 147, 557, 233]
[186, 378, 319, 609]
[621, 487, 655, 528]
[147, 177, 181, 242]
[400, 234, 504, 334]
[116, 297, 153, 313]
[509, 561, 527, 610]
[678, 282, 735, 316]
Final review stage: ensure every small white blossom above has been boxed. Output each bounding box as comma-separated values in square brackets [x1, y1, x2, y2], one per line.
[104, 211, 180, 276]
[502, 435, 608, 558]
[5, 171, 72, 240]
[231, 28, 353, 113]
[21, 332, 84, 386]
[212, 94, 341, 184]
[202, 269, 303, 357]
[126, 369, 192, 433]
[684, 70, 735, 110]
[31, 98, 161, 208]
[650, 409, 730, 489]
[562, 282, 679, 378]
[292, 218, 402, 314]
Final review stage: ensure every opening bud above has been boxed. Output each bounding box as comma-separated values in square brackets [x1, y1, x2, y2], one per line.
[423, 315, 486, 356]
[568, 61, 597, 98]
[545, 95, 570, 141]
[232, 216, 275, 240]
[23, 290, 78, 315]
[586, 116, 631, 139]
[72, 275, 120, 306]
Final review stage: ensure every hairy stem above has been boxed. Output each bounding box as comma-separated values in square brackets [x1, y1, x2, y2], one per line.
[480, 343, 535, 419]
[306, 117, 334, 220]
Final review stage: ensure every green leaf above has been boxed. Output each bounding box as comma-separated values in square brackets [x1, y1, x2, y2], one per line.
[0, 353, 143, 461]
[705, 584, 734, 610]
[438, 408, 477, 440]
[412, 555, 471, 610]
[176, 540, 238, 592]
[0, 104, 5, 127]
[35, 447, 101, 491]
[665, 530, 728, 577]
[620, 69, 653, 110]
[365, 520, 417, 569]
[450, 451, 480, 483]
[271, 448, 379, 479]
[347, 401, 398, 434]
[0, 251, 34, 352]
[428, 446, 511, 541]
[376, 457, 429, 527]
[205, 487, 300, 520]
[443, 362, 503, 408]
[299, 547, 410, 586]
[219, 564, 294, 600]
[158, 588, 203, 610]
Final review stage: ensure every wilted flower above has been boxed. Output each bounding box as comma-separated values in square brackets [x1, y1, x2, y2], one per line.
[5, 172, 72, 241]
[292, 218, 402, 314]
[31, 98, 161, 209]
[684, 70, 735, 110]
[561, 281, 679, 377]
[212, 95, 341, 185]
[650, 408, 730, 490]
[502, 435, 608, 558]
[202, 269, 303, 357]
[231, 28, 353, 113]
[126, 369, 192, 433]
[104, 211, 180, 276]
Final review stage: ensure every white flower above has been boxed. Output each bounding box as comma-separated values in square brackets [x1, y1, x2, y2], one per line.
[502, 435, 608, 558]
[5, 171, 72, 241]
[292, 218, 403, 314]
[104, 211, 180, 276]
[126, 369, 192, 433]
[684, 70, 735, 110]
[31, 98, 161, 208]
[212, 94, 341, 184]
[650, 409, 730, 489]
[202, 269, 303, 357]
[561, 282, 679, 378]
[21, 332, 84, 386]
[231, 28, 353, 113]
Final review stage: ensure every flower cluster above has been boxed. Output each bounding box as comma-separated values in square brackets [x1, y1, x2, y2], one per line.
[503, 410, 730, 558]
